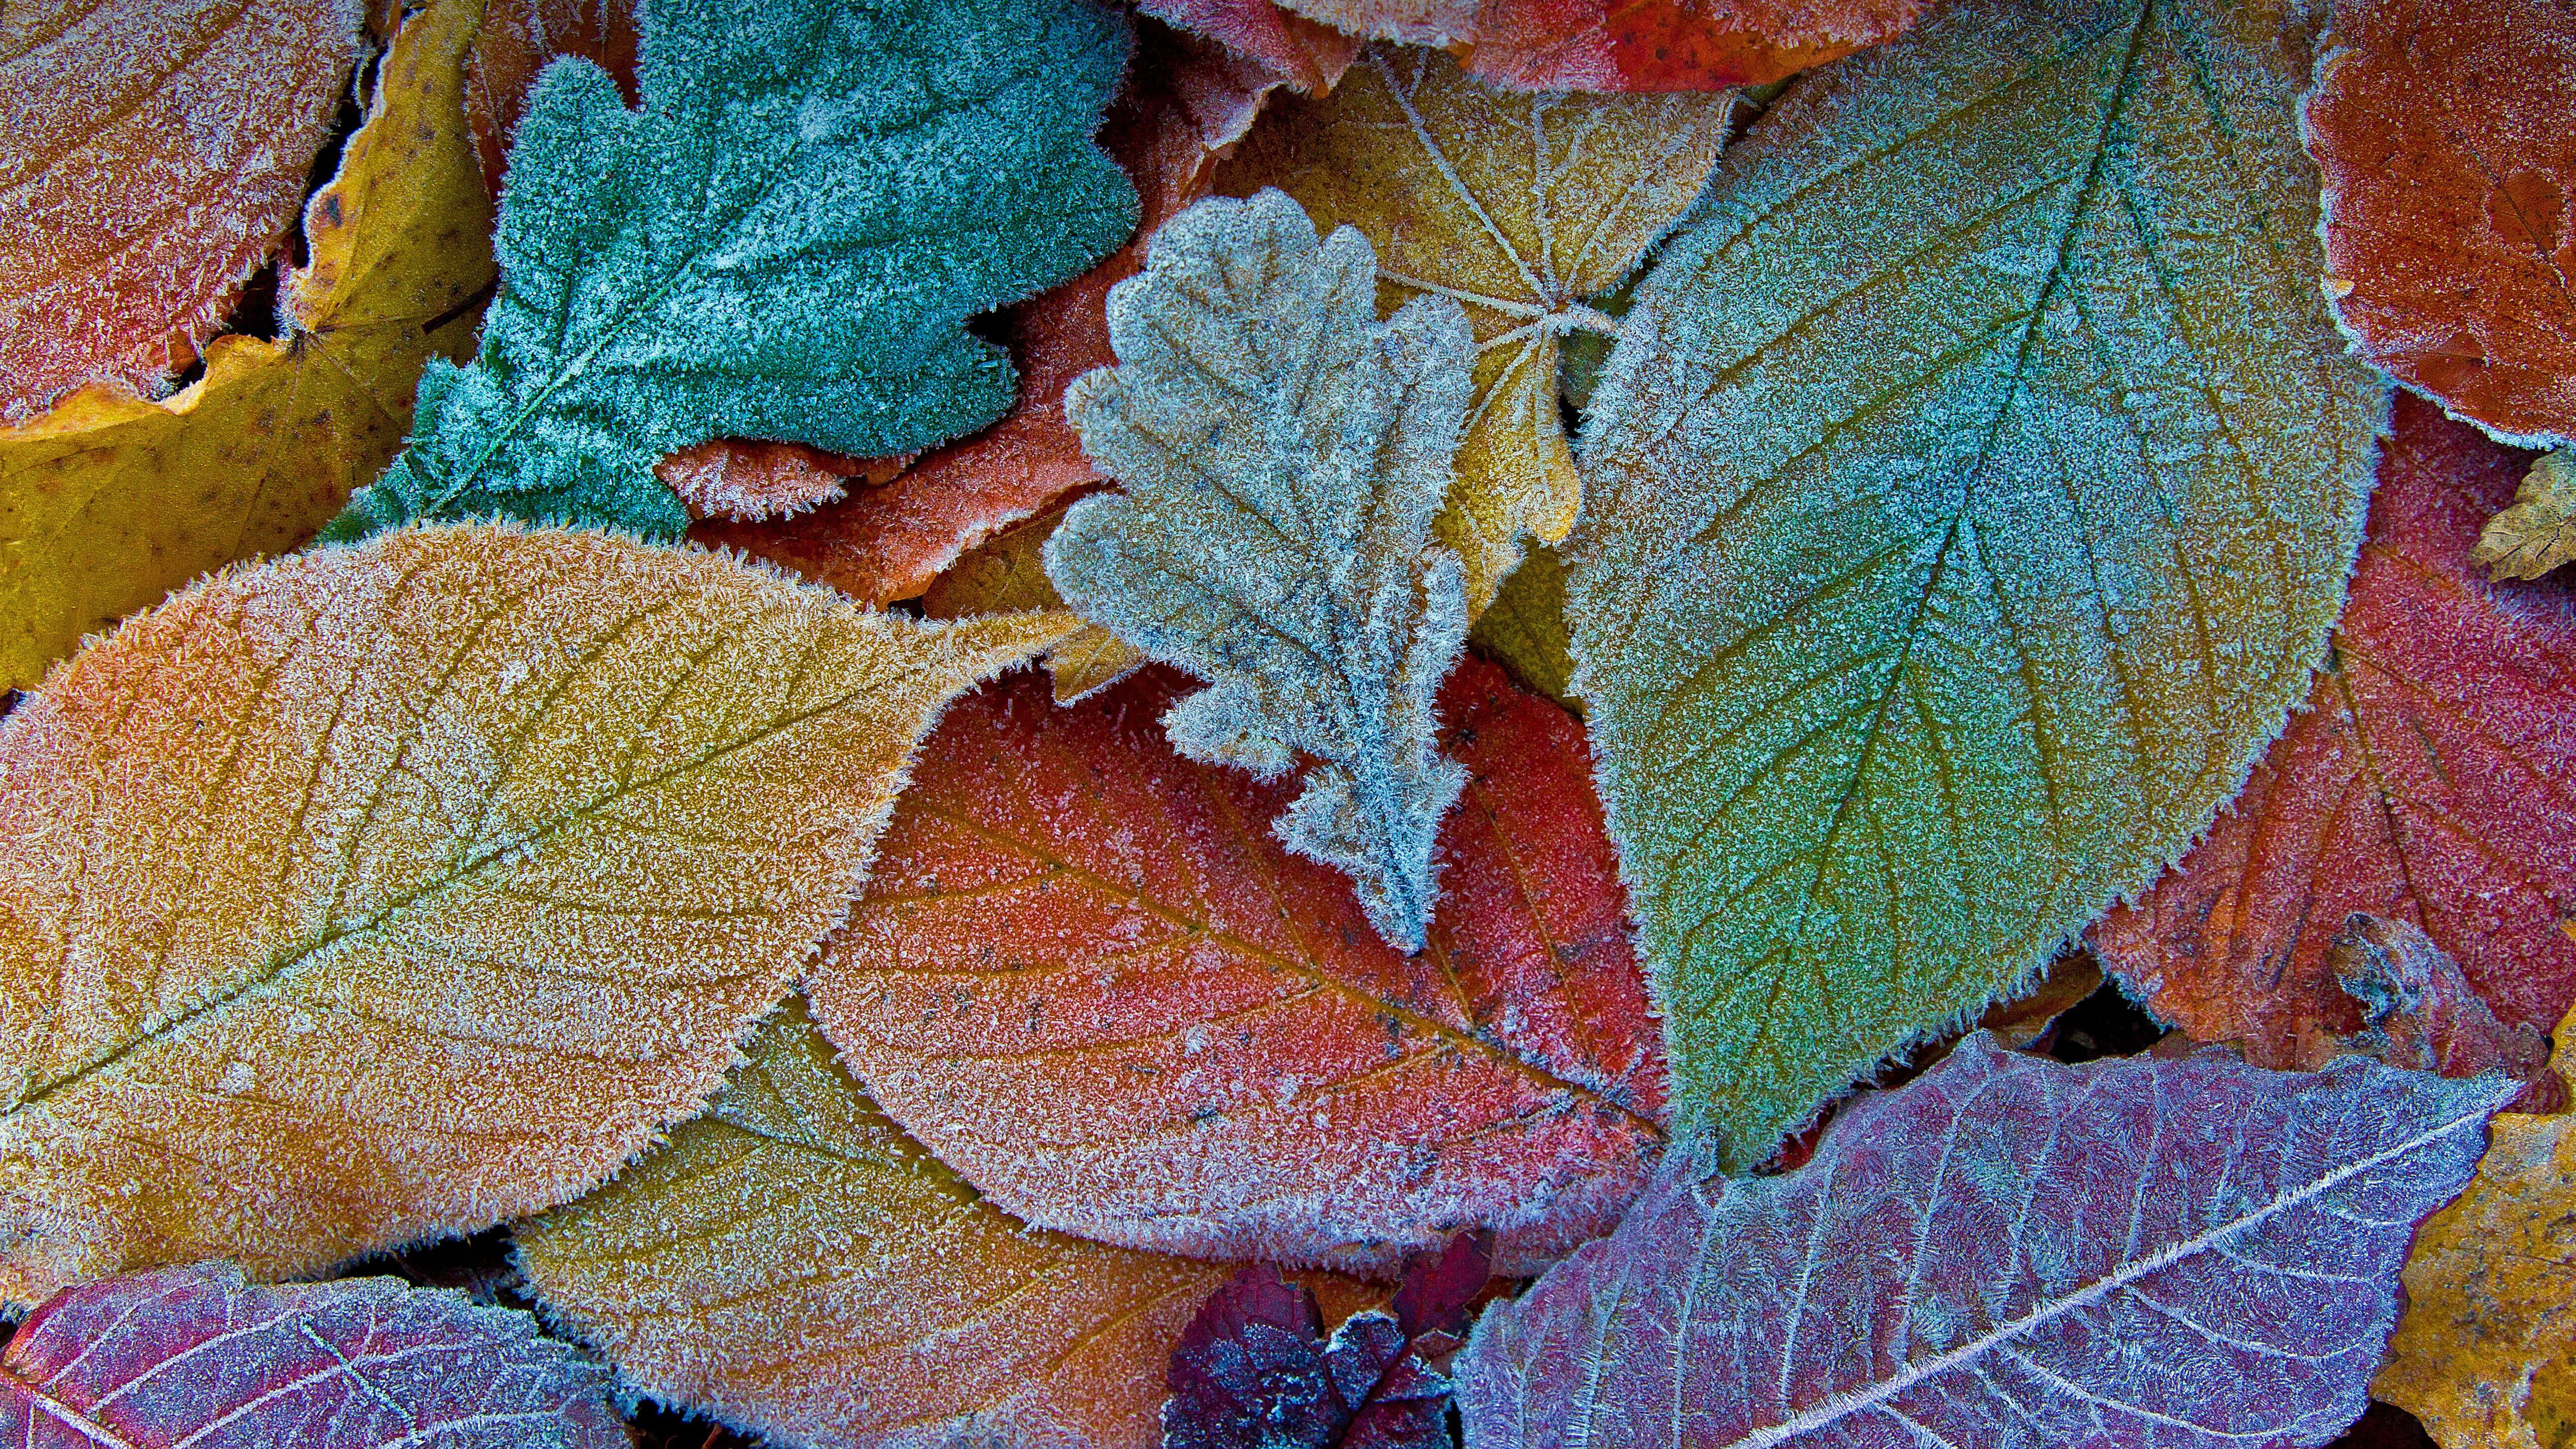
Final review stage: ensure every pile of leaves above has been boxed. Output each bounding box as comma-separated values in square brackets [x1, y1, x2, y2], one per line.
[2, 0, 2571, 1445]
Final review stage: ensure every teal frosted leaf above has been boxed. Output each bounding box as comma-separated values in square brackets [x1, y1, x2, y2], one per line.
[1567, 0, 2386, 1161]
[1047, 190, 1475, 952]
[326, 0, 1139, 541]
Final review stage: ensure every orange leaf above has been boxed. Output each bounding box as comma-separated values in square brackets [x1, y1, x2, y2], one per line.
[461, 0, 638, 195]
[2307, 0, 2576, 449]
[695, 20, 1281, 606]
[0, 0, 362, 421]
[2093, 396, 2576, 1068]
[805, 656, 1664, 1278]
[0, 524, 1069, 1309]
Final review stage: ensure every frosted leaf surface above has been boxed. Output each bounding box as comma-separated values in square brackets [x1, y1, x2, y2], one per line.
[1567, 0, 2384, 1161]
[1140, 1, 1359, 94]
[0, 0, 361, 423]
[0, 524, 1069, 1309]
[518, 998, 1245, 1449]
[461, 0, 639, 194]
[1050, 189, 1475, 949]
[805, 661, 1664, 1277]
[1455, 1035, 2515, 1449]
[0, 1262, 624, 1448]
[328, 0, 1138, 541]
[921, 496, 1148, 702]
[2473, 449, 2576, 582]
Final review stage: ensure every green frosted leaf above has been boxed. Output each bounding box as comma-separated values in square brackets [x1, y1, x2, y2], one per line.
[325, 0, 1138, 541]
[1048, 190, 1475, 952]
[1568, 0, 2385, 1162]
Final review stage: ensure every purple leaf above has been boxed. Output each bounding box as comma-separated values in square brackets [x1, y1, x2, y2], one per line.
[1455, 1034, 2513, 1449]
[1, 1261, 623, 1447]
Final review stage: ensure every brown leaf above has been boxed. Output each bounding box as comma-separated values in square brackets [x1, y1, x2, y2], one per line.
[2472, 448, 2576, 582]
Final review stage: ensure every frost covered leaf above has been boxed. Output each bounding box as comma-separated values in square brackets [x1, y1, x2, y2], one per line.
[805, 660, 1664, 1276]
[1220, 47, 1733, 612]
[461, 0, 637, 193]
[2093, 398, 2576, 1074]
[0, 0, 494, 691]
[1050, 190, 1474, 947]
[659, 439, 870, 524]
[923, 496, 1149, 702]
[2473, 449, 2576, 582]
[2306, 0, 2575, 451]
[0, 1262, 624, 1447]
[1566, 0, 2383, 1160]
[519, 998, 1271, 1449]
[0, 525, 1068, 1309]
[1456, 1035, 2515, 1449]
[326, 0, 1138, 542]
[697, 18, 1281, 610]
[0, 0, 361, 422]
[2378, 1003, 2576, 1449]
[2330, 916, 2548, 1088]
[1142, 0, 1359, 93]
[1469, 544, 1577, 707]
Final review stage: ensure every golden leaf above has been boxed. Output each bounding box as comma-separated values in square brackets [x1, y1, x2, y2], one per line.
[2472, 448, 2576, 582]
[922, 497, 1146, 703]
[0, 525, 1070, 1309]
[0, 0, 496, 690]
[1220, 47, 1733, 612]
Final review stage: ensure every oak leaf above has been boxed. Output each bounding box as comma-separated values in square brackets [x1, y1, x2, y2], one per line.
[804, 660, 1664, 1276]
[519, 998, 1296, 1449]
[697, 18, 1282, 608]
[0, 0, 361, 422]
[1219, 47, 1733, 612]
[2305, 0, 2575, 451]
[0, 0, 495, 690]
[921, 496, 1149, 702]
[1455, 1035, 2515, 1449]
[2472, 448, 2576, 582]
[0, 524, 1068, 1309]
[1, 1262, 624, 1447]
[2093, 398, 2576, 1075]
[326, 0, 1137, 541]
[1051, 189, 1474, 947]
[1564, 0, 2384, 1162]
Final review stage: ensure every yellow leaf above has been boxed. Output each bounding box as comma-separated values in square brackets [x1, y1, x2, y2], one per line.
[2471, 448, 2576, 582]
[519, 997, 1378, 1449]
[0, 0, 497, 691]
[0, 525, 1070, 1309]
[1220, 47, 1733, 612]
[922, 496, 1148, 703]
[2379, 1004, 2576, 1449]
[1469, 539, 1578, 709]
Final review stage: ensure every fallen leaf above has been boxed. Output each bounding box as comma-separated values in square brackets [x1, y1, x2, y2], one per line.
[0, 1261, 624, 1447]
[1052, 190, 1474, 946]
[1273, 0, 1926, 91]
[658, 439, 871, 524]
[2333, 915, 2550, 1088]
[0, 0, 495, 691]
[1141, 1, 1360, 93]
[1468, 543, 1577, 707]
[1564, 0, 2384, 1162]
[2473, 448, 2576, 582]
[1220, 46, 1733, 612]
[805, 659, 1664, 1277]
[0, 0, 362, 421]
[462, 0, 639, 193]
[2093, 398, 2576, 1074]
[1456, 1034, 2515, 1449]
[1165, 1233, 1490, 1449]
[2378, 1002, 2576, 1449]
[0, 524, 1068, 1309]
[697, 17, 1280, 608]
[921, 496, 1149, 702]
[519, 998, 1264, 1449]
[326, 0, 1138, 541]
[2305, 0, 2576, 450]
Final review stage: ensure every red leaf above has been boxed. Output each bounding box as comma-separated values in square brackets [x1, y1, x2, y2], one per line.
[0, 1262, 623, 1447]
[1455, 1036, 2515, 1448]
[1139, 1, 1361, 94]
[2093, 396, 2576, 1070]
[805, 657, 1664, 1275]
[2330, 914, 2553, 1100]
[461, 0, 638, 196]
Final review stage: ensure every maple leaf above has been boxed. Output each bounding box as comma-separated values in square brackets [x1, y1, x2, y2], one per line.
[0, 524, 1069, 1309]
[1, 1261, 624, 1447]
[520, 998, 1356, 1449]
[1563, 0, 2384, 1163]
[2092, 397, 2576, 1076]
[804, 660, 1664, 1276]
[2305, 0, 2574, 452]
[0, 0, 361, 423]
[324, 0, 1138, 542]
[1050, 189, 1474, 948]
[0, 0, 494, 691]
[1455, 1034, 2516, 1449]
[922, 495, 1149, 702]
[696, 17, 1284, 609]
[1165, 1233, 1492, 1449]
[2472, 448, 2576, 582]
[1219, 46, 1733, 614]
